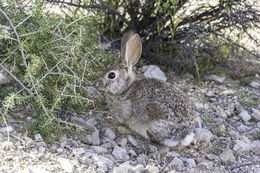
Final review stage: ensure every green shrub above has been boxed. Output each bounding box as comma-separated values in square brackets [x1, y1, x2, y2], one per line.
[0, 1, 111, 139]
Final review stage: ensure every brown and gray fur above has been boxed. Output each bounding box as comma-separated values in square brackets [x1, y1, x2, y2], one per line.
[96, 30, 196, 147]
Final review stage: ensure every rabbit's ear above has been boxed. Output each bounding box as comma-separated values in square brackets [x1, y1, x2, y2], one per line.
[121, 30, 135, 58]
[125, 34, 142, 67]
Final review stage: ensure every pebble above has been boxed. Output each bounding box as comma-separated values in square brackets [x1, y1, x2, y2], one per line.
[206, 75, 226, 83]
[91, 155, 114, 171]
[233, 139, 251, 151]
[81, 130, 100, 145]
[117, 138, 128, 148]
[250, 81, 260, 88]
[127, 135, 138, 147]
[87, 118, 97, 127]
[194, 103, 208, 111]
[198, 160, 213, 169]
[112, 146, 130, 162]
[136, 154, 147, 165]
[219, 149, 236, 164]
[117, 126, 131, 135]
[34, 133, 43, 142]
[113, 162, 159, 173]
[206, 91, 215, 97]
[235, 101, 244, 113]
[57, 158, 75, 172]
[181, 158, 197, 168]
[24, 136, 34, 147]
[252, 108, 260, 120]
[237, 124, 251, 132]
[194, 128, 213, 143]
[72, 148, 85, 156]
[142, 65, 167, 81]
[0, 126, 14, 133]
[238, 110, 251, 121]
[169, 157, 184, 168]
[91, 146, 108, 154]
[104, 128, 116, 140]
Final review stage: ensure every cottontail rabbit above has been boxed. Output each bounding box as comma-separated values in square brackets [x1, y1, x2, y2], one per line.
[96, 30, 196, 147]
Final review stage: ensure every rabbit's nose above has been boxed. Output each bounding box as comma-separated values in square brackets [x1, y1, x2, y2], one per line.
[95, 78, 104, 89]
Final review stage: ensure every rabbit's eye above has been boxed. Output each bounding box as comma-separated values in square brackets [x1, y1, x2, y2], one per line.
[108, 72, 116, 79]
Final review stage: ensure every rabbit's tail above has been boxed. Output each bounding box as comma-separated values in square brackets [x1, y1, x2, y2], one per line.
[163, 132, 194, 147]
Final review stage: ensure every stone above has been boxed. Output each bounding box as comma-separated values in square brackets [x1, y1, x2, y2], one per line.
[194, 128, 213, 143]
[34, 133, 43, 142]
[252, 108, 260, 120]
[104, 128, 116, 140]
[237, 124, 251, 132]
[2, 141, 15, 150]
[206, 75, 226, 83]
[220, 90, 235, 96]
[113, 162, 159, 173]
[127, 135, 138, 147]
[112, 146, 129, 162]
[0, 70, 10, 85]
[0, 126, 13, 133]
[219, 149, 236, 164]
[142, 65, 167, 81]
[235, 101, 244, 113]
[91, 146, 108, 154]
[250, 81, 260, 88]
[81, 130, 100, 146]
[181, 158, 196, 168]
[117, 138, 128, 148]
[205, 91, 215, 97]
[58, 158, 75, 173]
[238, 110, 251, 122]
[86, 118, 97, 127]
[117, 126, 131, 135]
[91, 155, 114, 171]
[72, 148, 85, 156]
[194, 103, 208, 111]
[136, 154, 146, 165]
[21, 167, 49, 173]
[251, 140, 260, 155]
[169, 157, 184, 168]
[24, 136, 34, 147]
[233, 139, 251, 151]
[198, 160, 213, 169]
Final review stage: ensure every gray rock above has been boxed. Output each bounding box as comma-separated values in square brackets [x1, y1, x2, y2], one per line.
[142, 65, 167, 81]
[57, 148, 64, 154]
[137, 154, 147, 165]
[81, 130, 100, 146]
[72, 148, 85, 156]
[58, 158, 75, 172]
[117, 138, 128, 148]
[250, 81, 260, 88]
[113, 162, 159, 173]
[181, 158, 196, 168]
[21, 167, 49, 173]
[194, 128, 213, 143]
[0, 70, 10, 85]
[220, 90, 235, 96]
[127, 135, 138, 147]
[251, 140, 260, 155]
[219, 149, 236, 164]
[2, 141, 15, 150]
[198, 160, 213, 169]
[238, 110, 251, 121]
[104, 128, 116, 140]
[117, 126, 131, 135]
[91, 155, 114, 171]
[91, 146, 108, 154]
[205, 91, 215, 97]
[237, 124, 251, 132]
[169, 157, 184, 168]
[206, 75, 226, 83]
[252, 108, 260, 120]
[34, 133, 43, 142]
[206, 154, 218, 161]
[194, 102, 208, 111]
[24, 136, 34, 147]
[86, 118, 97, 127]
[112, 146, 130, 162]
[233, 139, 251, 151]
[235, 101, 244, 113]
[0, 126, 13, 133]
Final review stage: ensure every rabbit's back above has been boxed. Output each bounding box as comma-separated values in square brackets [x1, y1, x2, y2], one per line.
[106, 78, 195, 144]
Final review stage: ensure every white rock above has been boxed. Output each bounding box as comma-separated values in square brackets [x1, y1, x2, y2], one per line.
[136, 154, 146, 165]
[34, 133, 43, 142]
[127, 135, 138, 147]
[0, 126, 13, 133]
[81, 130, 100, 145]
[194, 128, 213, 143]
[238, 110, 251, 121]
[233, 139, 251, 151]
[112, 146, 130, 162]
[194, 103, 208, 111]
[219, 149, 236, 164]
[91, 155, 114, 170]
[86, 118, 97, 127]
[181, 158, 196, 168]
[198, 160, 213, 169]
[58, 158, 75, 173]
[72, 148, 85, 156]
[205, 91, 215, 97]
[206, 75, 226, 83]
[91, 146, 108, 154]
[104, 128, 116, 140]
[142, 65, 167, 81]
[113, 162, 159, 173]
[251, 140, 260, 155]
[250, 81, 260, 88]
[117, 138, 128, 148]
[237, 124, 251, 132]
[21, 167, 49, 173]
[170, 157, 184, 168]
[252, 108, 260, 120]
[0, 71, 10, 85]
[235, 101, 244, 113]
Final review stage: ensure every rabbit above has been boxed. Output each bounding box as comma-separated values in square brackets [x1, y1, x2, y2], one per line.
[96, 30, 196, 147]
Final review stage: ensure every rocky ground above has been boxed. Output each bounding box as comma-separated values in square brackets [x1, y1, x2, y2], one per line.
[0, 65, 260, 173]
